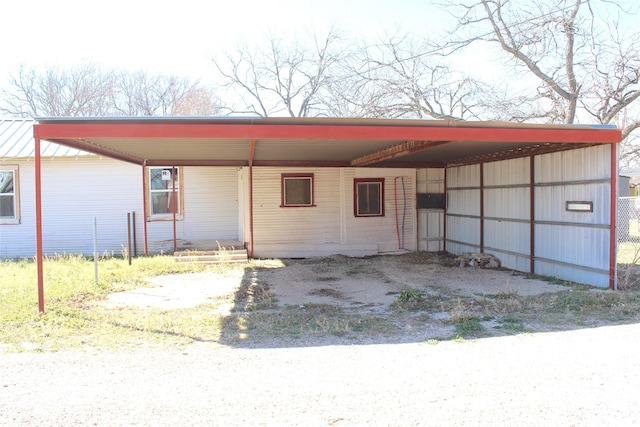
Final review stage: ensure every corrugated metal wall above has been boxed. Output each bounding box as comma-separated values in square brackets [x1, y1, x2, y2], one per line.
[446, 164, 481, 254]
[533, 145, 612, 287]
[444, 145, 613, 288]
[483, 157, 531, 272]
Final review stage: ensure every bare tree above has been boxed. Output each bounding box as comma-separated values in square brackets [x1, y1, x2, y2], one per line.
[212, 29, 345, 117]
[0, 62, 115, 117]
[0, 63, 221, 117]
[439, 0, 640, 162]
[335, 34, 490, 120]
[111, 70, 221, 116]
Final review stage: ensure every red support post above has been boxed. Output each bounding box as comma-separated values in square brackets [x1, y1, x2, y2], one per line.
[142, 162, 149, 256]
[172, 166, 177, 253]
[35, 137, 45, 314]
[609, 143, 618, 290]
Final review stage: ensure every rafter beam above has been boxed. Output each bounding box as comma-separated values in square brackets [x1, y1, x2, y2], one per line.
[350, 140, 452, 167]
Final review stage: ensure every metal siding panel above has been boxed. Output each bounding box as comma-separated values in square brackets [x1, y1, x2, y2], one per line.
[484, 157, 530, 186]
[446, 216, 480, 248]
[447, 164, 480, 188]
[535, 145, 611, 184]
[417, 168, 445, 251]
[535, 183, 610, 224]
[483, 220, 530, 272]
[484, 187, 530, 220]
[182, 167, 239, 241]
[535, 224, 609, 271]
[448, 189, 480, 216]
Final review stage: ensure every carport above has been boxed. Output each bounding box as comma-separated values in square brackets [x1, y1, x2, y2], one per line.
[32, 117, 622, 312]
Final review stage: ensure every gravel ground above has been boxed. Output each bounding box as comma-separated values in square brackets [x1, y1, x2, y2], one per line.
[3, 323, 640, 426]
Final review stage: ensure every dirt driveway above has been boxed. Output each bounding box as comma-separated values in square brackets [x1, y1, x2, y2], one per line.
[5, 253, 640, 425]
[106, 252, 567, 310]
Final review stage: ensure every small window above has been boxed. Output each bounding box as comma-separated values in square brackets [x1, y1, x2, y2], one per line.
[147, 167, 183, 220]
[355, 178, 384, 217]
[0, 166, 19, 225]
[281, 174, 314, 207]
[566, 201, 593, 212]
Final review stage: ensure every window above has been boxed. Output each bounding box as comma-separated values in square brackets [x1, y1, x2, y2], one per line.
[0, 166, 19, 224]
[281, 174, 314, 207]
[354, 178, 384, 217]
[148, 167, 183, 220]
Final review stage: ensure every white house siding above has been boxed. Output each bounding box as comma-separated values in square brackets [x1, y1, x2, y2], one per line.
[0, 157, 142, 258]
[348, 168, 416, 253]
[249, 167, 416, 258]
[533, 145, 613, 287]
[145, 167, 240, 253]
[416, 168, 445, 251]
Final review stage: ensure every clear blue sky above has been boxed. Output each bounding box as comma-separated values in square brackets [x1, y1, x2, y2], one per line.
[0, 0, 449, 82]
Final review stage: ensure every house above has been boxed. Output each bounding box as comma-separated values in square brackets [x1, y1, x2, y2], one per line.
[1, 117, 622, 293]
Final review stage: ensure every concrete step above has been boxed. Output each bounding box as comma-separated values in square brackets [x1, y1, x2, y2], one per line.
[174, 249, 248, 264]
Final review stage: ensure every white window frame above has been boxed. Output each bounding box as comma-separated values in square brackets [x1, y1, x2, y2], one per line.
[147, 167, 184, 221]
[281, 174, 315, 207]
[354, 178, 384, 217]
[0, 165, 20, 225]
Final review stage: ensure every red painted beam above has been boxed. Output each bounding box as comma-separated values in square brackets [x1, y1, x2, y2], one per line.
[34, 123, 622, 144]
[35, 138, 45, 314]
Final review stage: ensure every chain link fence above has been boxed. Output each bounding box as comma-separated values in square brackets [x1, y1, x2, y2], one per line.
[617, 197, 640, 289]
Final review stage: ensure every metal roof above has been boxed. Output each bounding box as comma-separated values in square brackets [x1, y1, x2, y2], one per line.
[0, 118, 93, 159]
[31, 117, 622, 168]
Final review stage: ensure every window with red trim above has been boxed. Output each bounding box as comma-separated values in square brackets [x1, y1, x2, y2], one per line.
[281, 174, 314, 207]
[354, 178, 384, 217]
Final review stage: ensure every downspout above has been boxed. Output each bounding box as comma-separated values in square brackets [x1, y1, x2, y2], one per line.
[530, 155, 535, 275]
[609, 143, 618, 290]
[142, 161, 149, 256]
[35, 137, 44, 314]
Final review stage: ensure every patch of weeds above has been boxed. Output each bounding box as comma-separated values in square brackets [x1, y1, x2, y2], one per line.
[234, 281, 274, 311]
[317, 276, 341, 282]
[398, 288, 425, 303]
[309, 288, 345, 299]
[496, 315, 527, 333]
[345, 266, 367, 276]
[453, 317, 485, 337]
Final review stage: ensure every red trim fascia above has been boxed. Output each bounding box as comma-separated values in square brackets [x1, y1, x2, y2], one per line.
[35, 137, 45, 314]
[33, 123, 622, 144]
